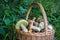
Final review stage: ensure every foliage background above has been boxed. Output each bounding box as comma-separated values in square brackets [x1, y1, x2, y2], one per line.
[0, 0, 60, 40]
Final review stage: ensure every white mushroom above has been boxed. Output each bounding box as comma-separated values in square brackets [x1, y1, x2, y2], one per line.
[39, 22, 44, 30]
[15, 19, 28, 29]
[20, 24, 28, 32]
[32, 26, 41, 32]
[39, 22, 53, 30]
[48, 24, 53, 30]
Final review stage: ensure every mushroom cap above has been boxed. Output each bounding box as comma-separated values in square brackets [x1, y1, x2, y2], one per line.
[37, 18, 44, 23]
[27, 19, 33, 24]
[15, 19, 28, 29]
[33, 22, 39, 26]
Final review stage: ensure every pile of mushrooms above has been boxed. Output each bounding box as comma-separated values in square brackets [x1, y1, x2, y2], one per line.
[16, 17, 53, 33]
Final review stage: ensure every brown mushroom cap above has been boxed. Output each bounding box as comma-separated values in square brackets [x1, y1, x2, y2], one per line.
[37, 18, 44, 23]
[27, 19, 33, 24]
[33, 22, 39, 26]
[27, 20, 33, 31]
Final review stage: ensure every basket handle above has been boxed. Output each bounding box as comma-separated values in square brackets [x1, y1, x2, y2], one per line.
[26, 2, 48, 32]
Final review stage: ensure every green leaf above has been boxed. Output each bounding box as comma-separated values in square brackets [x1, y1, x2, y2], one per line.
[4, 10, 10, 16]
[51, 8, 57, 14]
[4, 0, 8, 2]
[3, 19, 11, 25]
[12, 15, 19, 22]
[19, 6, 27, 13]
[0, 26, 5, 35]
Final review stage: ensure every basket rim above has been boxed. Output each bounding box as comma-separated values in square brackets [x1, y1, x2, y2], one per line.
[17, 29, 54, 36]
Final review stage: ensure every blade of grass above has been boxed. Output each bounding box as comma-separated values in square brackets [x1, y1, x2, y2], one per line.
[4, 33, 9, 40]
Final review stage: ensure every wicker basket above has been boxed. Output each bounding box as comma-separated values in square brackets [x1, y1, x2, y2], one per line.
[16, 2, 54, 40]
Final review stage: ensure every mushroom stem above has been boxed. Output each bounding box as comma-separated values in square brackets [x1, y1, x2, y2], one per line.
[28, 17, 36, 32]
[21, 24, 28, 32]
[32, 26, 41, 32]
[32, 17, 36, 25]
[28, 24, 33, 32]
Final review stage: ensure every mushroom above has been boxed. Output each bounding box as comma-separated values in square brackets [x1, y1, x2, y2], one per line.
[39, 22, 44, 30]
[20, 24, 28, 32]
[37, 18, 44, 23]
[15, 19, 28, 30]
[31, 17, 39, 26]
[28, 23, 33, 32]
[28, 22, 41, 32]
[32, 17, 36, 21]
[27, 19, 33, 24]
[32, 26, 41, 32]
[46, 24, 53, 32]
[48, 24, 53, 30]
[27, 17, 36, 32]
[33, 22, 39, 26]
